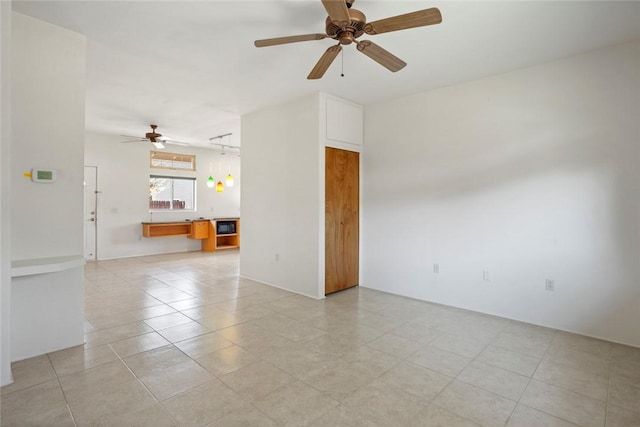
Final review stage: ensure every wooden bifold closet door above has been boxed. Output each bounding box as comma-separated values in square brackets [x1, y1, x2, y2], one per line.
[325, 147, 359, 295]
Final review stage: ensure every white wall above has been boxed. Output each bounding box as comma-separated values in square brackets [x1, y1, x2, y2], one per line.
[0, 0, 13, 386]
[84, 131, 241, 260]
[8, 12, 86, 365]
[240, 93, 323, 298]
[12, 266, 84, 361]
[363, 40, 640, 347]
[11, 12, 86, 260]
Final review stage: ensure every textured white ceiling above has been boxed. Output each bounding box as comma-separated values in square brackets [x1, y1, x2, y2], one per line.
[12, 1, 640, 148]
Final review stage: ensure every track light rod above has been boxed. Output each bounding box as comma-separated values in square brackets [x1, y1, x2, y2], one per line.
[209, 133, 233, 141]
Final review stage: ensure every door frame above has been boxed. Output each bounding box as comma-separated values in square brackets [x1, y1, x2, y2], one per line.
[318, 143, 363, 299]
[84, 165, 98, 261]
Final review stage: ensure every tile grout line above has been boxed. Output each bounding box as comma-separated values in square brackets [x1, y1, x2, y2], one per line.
[513, 329, 596, 427]
[604, 349, 613, 426]
[45, 352, 79, 427]
[382, 319, 483, 425]
[106, 341, 182, 425]
[455, 319, 517, 426]
[501, 323, 554, 426]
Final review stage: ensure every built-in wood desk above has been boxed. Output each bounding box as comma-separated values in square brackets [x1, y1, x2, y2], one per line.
[142, 221, 194, 238]
[141, 218, 239, 252]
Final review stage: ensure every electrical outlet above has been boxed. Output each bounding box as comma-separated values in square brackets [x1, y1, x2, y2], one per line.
[483, 270, 491, 282]
[545, 279, 555, 291]
[433, 263, 439, 274]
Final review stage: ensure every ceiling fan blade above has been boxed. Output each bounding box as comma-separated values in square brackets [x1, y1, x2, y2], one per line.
[364, 7, 442, 35]
[254, 33, 328, 48]
[120, 139, 146, 143]
[163, 140, 189, 147]
[356, 40, 406, 72]
[308, 45, 342, 80]
[321, 0, 350, 25]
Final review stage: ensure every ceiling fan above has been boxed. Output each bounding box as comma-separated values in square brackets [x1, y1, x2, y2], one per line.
[254, 0, 442, 79]
[120, 124, 189, 149]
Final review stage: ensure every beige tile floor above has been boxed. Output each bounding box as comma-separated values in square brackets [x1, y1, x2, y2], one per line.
[2, 250, 640, 426]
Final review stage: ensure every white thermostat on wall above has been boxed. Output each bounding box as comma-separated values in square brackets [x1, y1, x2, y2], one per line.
[31, 169, 57, 183]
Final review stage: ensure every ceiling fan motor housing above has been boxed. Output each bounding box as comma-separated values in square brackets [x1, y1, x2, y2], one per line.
[145, 124, 162, 142]
[326, 9, 366, 44]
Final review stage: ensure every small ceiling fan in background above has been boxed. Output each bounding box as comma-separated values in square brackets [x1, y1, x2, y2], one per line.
[120, 124, 189, 149]
[254, 0, 442, 79]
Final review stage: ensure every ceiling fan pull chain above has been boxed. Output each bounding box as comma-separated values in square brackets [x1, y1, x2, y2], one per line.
[341, 48, 344, 77]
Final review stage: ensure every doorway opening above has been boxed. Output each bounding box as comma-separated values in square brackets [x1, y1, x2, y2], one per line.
[84, 166, 97, 260]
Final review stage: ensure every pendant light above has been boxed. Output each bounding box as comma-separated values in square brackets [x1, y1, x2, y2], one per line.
[216, 162, 224, 193]
[220, 145, 233, 187]
[221, 144, 234, 187]
[226, 161, 234, 187]
[208, 133, 239, 192]
[207, 162, 214, 188]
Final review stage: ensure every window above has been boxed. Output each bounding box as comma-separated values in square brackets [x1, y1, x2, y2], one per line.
[149, 176, 196, 210]
[150, 151, 196, 171]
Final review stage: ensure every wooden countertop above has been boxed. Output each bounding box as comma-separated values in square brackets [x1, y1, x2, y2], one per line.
[141, 217, 238, 225]
[141, 219, 210, 225]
